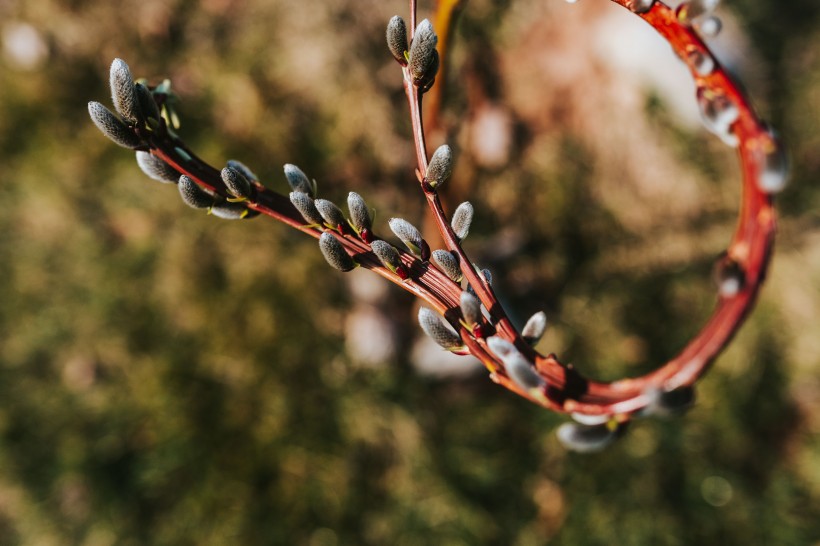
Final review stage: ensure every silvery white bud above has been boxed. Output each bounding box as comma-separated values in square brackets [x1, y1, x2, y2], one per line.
[521, 311, 547, 346]
[314, 199, 346, 229]
[451, 202, 473, 240]
[556, 422, 618, 453]
[389, 217, 424, 257]
[370, 240, 403, 273]
[408, 19, 438, 86]
[459, 291, 481, 326]
[178, 175, 214, 209]
[425, 145, 453, 188]
[109, 58, 140, 122]
[211, 201, 254, 220]
[641, 386, 696, 417]
[134, 82, 161, 123]
[319, 232, 356, 272]
[418, 307, 463, 351]
[136, 151, 180, 183]
[386, 15, 408, 65]
[222, 166, 255, 200]
[626, 0, 654, 13]
[431, 250, 462, 282]
[284, 163, 316, 197]
[714, 255, 744, 298]
[347, 192, 372, 233]
[88, 101, 142, 149]
[486, 336, 516, 360]
[289, 192, 324, 226]
[505, 352, 546, 392]
[227, 159, 259, 183]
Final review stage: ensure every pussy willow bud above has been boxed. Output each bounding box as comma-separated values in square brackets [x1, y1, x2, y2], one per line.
[370, 240, 408, 279]
[626, 0, 654, 13]
[389, 218, 425, 258]
[314, 199, 346, 230]
[757, 132, 789, 194]
[556, 422, 619, 453]
[641, 386, 696, 417]
[425, 145, 453, 188]
[431, 250, 462, 282]
[109, 58, 140, 122]
[677, 0, 720, 25]
[347, 191, 373, 239]
[487, 336, 516, 360]
[88, 101, 142, 149]
[319, 232, 356, 272]
[136, 151, 180, 183]
[178, 175, 214, 209]
[521, 311, 548, 346]
[467, 268, 493, 297]
[211, 201, 255, 220]
[227, 160, 259, 183]
[571, 413, 612, 426]
[284, 163, 316, 197]
[505, 352, 547, 392]
[459, 291, 482, 326]
[408, 19, 438, 86]
[451, 202, 473, 240]
[386, 15, 408, 65]
[714, 255, 744, 298]
[134, 82, 161, 123]
[222, 166, 256, 201]
[418, 307, 463, 351]
[289, 191, 325, 226]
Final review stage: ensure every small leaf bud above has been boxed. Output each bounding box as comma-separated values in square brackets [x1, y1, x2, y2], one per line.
[222, 166, 256, 201]
[88, 101, 142, 149]
[389, 217, 425, 258]
[109, 58, 140, 122]
[289, 191, 325, 226]
[136, 151, 180, 183]
[386, 15, 408, 65]
[431, 250, 462, 282]
[314, 198, 347, 230]
[178, 175, 214, 209]
[418, 307, 463, 351]
[459, 291, 482, 327]
[284, 163, 316, 197]
[408, 19, 438, 86]
[425, 145, 453, 188]
[319, 232, 356, 272]
[451, 201, 473, 240]
[521, 311, 548, 346]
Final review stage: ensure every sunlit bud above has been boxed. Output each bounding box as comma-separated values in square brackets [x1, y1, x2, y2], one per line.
[109, 58, 140, 122]
[626, 0, 654, 13]
[696, 87, 739, 146]
[521, 311, 548, 346]
[289, 191, 325, 226]
[642, 385, 696, 417]
[756, 132, 789, 194]
[319, 232, 356, 272]
[425, 145, 453, 188]
[222, 166, 256, 201]
[178, 175, 214, 209]
[696, 15, 722, 37]
[431, 249, 462, 282]
[370, 240, 408, 279]
[284, 163, 316, 197]
[486, 336, 516, 360]
[505, 352, 546, 392]
[314, 199, 347, 230]
[134, 82, 161, 123]
[408, 19, 438, 86]
[418, 307, 463, 351]
[687, 48, 714, 76]
[347, 191, 372, 233]
[459, 291, 482, 327]
[136, 151, 180, 183]
[226, 159, 259, 183]
[386, 15, 408, 65]
[677, 0, 720, 25]
[451, 202, 473, 240]
[556, 422, 619, 453]
[211, 201, 254, 220]
[389, 217, 425, 258]
[713, 254, 744, 298]
[88, 101, 142, 149]
[571, 413, 611, 426]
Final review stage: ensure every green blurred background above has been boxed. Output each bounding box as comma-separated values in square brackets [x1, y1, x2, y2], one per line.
[1, 0, 819, 544]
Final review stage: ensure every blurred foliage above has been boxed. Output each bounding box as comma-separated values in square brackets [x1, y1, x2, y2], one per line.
[1, 0, 819, 544]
